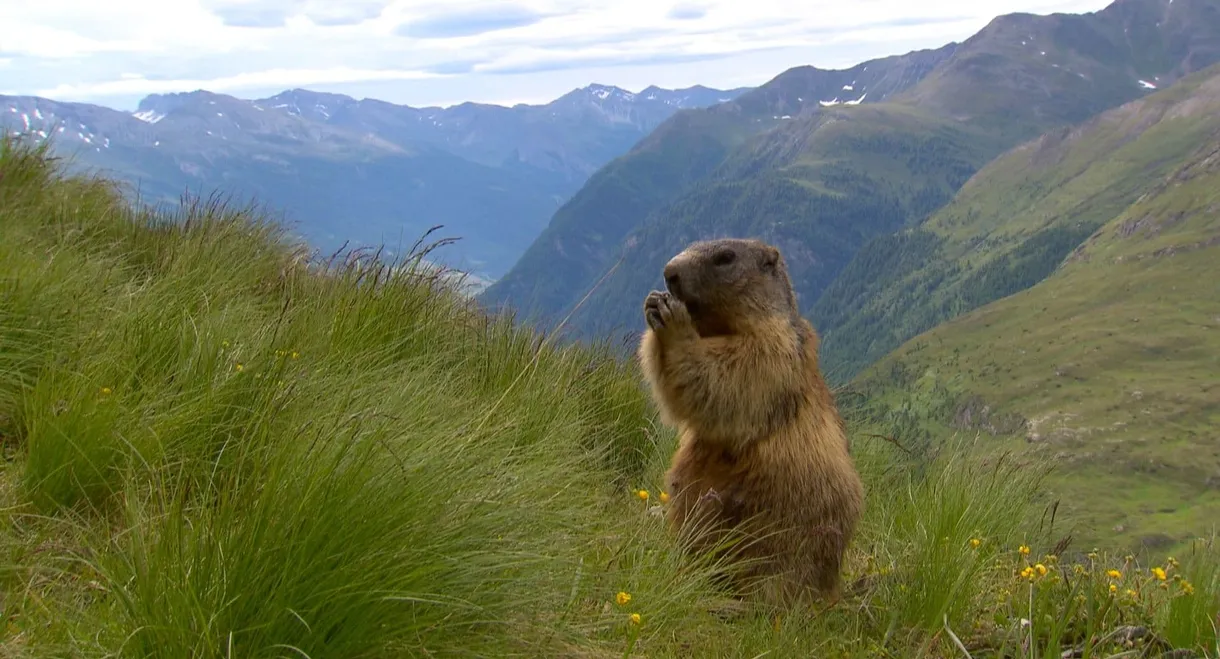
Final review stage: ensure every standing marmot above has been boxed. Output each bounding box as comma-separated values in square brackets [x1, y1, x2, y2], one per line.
[637, 238, 865, 608]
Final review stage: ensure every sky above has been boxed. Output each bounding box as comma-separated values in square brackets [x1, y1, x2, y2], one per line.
[1, 0, 1116, 111]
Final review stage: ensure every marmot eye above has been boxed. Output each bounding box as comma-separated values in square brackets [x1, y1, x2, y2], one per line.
[712, 250, 736, 266]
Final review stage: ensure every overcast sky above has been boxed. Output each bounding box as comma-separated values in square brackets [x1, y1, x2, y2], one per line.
[1, 0, 1114, 110]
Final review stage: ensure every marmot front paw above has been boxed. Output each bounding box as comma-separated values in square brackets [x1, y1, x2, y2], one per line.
[644, 290, 693, 333]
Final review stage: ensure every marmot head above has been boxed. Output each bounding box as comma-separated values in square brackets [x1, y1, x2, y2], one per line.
[662, 238, 799, 336]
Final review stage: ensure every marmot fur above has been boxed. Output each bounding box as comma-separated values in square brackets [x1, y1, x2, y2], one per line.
[637, 238, 865, 607]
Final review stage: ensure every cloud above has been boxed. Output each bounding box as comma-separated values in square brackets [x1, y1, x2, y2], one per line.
[424, 59, 485, 75]
[309, 2, 389, 26]
[1, 0, 1116, 109]
[397, 4, 549, 39]
[201, 0, 389, 28]
[483, 50, 739, 75]
[667, 3, 708, 21]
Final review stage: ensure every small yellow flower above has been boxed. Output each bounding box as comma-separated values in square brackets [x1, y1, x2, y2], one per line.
[659, 491, 669, 504]
[1167, 556, 1179, 569]
[1020, 566, 1035, 581]
[637, 489, 649, 501]
[629, 613, 641, 625]
[1035, 563, 1048, 577]
[1151, 567, 1167, 581]
[235, 363, 244, 372]
[1109, 584, 1117, 593]
[1181, 581, 1195, 595]
[222, 340, 231, 349]
[615, 591, 631, 606]
[1107, 569, 1122, 579]
[970, 538, 981, 549]
[1018, 545, 1030, 556]
[1125, 589, 1138, 598]
[291, 351, 300, 360]
[100, 386, 112, 396]
[1073, 564, 1085, 575]
[275, 350, 285, 358]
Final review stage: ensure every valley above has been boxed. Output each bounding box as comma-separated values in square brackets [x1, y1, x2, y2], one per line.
[1, 83, 748, 282]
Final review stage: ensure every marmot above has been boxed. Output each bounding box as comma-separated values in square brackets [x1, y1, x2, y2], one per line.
[637, 238, 865, 608]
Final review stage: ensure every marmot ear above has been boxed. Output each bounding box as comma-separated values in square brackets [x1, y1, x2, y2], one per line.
[761, 245, 780, 272]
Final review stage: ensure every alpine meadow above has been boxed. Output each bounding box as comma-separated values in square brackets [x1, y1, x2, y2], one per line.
[4, 0, 1220, 655]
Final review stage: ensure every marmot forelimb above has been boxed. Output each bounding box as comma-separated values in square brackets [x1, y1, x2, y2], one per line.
[637, 238, 865, 607]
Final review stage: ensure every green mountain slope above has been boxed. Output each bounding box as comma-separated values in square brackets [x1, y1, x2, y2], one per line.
[896, 0, 1220, 136]
[852, 65, 1220, 552]
[814, 61, 1220, 382]
[551, 104, 1002, 341]
[5, 137, 1219, 658]
[482, 0, 1220, 340]
[479, 45, 958, 324]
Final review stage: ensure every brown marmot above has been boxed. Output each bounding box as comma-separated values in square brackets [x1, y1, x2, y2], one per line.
[636, 237, 865, 608]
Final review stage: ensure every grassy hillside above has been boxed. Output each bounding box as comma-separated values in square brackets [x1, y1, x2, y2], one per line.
[850, 70, 1220, 554]
[816, 63, 1220, 382]
[482, 0, 1220, 341]
[2, 137, 1219, 657]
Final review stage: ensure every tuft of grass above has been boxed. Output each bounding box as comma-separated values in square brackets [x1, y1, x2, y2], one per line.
[1, 135, 1217, 657]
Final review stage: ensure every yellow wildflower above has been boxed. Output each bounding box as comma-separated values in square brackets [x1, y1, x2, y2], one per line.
[1167, 556, 1179, 569]
[235, 363, 244, 372]
[615, 591, 631, 606]
[659, 491, 670, 504]
[1107, 569, 1122, 579]
[1151, 567, 1167, 581]
[1035, 563, 1048, 577]
[1018, 545, 1030, 556]
[291, 351, 300, 360]
[1020, 566, 1035, 582]
[222, 340, 230, 349]
[1109, 584, 1117, 594]
[1125, 589, 1138, 598]
[100, 387, 112, 396]
[1181, 581, 1194, 595]
[629, 613, 641, 625]
[970, 538, 981, 549]
[637, 489, 649, 501]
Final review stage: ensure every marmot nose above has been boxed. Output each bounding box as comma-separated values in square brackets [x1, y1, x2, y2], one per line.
[664, 271, 681, 295]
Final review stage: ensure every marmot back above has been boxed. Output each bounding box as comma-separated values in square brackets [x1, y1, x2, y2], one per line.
[637, 237, 865, 608]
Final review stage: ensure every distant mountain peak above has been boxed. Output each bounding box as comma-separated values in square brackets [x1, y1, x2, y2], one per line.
[559, 83, 636, 102]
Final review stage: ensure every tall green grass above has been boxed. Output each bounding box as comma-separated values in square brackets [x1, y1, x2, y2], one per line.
[1, 136, 1217, 657]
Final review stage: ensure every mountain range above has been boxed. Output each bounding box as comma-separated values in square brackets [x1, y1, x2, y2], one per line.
[481, 0, 1220, 348]
[0, 83, 748, 281]
[477, 0, 1220, 551]
[5, 0, 1218, 551]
